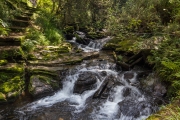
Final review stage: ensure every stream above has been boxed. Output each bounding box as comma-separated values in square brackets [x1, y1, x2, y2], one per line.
[0, 33, 163, 120]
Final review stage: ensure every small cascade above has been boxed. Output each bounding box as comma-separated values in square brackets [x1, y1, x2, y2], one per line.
[14, 60, 158, 120]
[69, 36, 111, 52]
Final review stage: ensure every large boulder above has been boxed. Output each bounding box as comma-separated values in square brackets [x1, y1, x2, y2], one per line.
[73, 71, 97, 94]
[29, 75, 58, 98]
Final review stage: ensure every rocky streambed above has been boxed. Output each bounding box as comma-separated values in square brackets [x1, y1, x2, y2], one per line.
[0, 32, 167, 120]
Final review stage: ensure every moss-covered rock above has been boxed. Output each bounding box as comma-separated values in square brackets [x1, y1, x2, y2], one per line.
[0, 92, 6, 102]
[28, 75, 59, 98]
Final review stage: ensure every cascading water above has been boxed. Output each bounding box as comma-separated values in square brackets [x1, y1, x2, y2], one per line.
[1, 36, 161, 120]
[14, 59, 158, 120]
[69, 36, 111, 52]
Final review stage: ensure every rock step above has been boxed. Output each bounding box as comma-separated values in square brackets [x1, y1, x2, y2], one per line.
[0, 36, 22, 46]
[9, 19, 30, 27]
[9, 32, 24, 36]
[14, 15, 31, 21]
[28, 52, 100, 66]
[0, 63, 22, 70]
[0, 46, 23, 60]
[0, 46, 20, 51]
[25, 7, 37, 12]
[22, 12, 33, 17]
[9, 26, 26, 33]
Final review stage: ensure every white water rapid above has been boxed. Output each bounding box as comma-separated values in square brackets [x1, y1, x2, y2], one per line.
[16, 60, 157, 120]
[69, 36, 111, 52]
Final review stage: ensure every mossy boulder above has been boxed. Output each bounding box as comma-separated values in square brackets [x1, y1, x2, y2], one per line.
[29, 75, 59, 98]
[28, 66, 62, 99]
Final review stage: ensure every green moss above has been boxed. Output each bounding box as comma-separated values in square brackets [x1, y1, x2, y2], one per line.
[0, 47, 24, 60]
[6, 65, 24, 73]
[0, 64, 24, 74]
[147, 99, 180, 120]
[63, 59, 82, 65]
[0, 76, 24, 93]
[103, 37, 122, 50]
[87, 31, 105, 39]
[0, 72, 17, 83]
[115, 40, 136, 52]
[0, 92, 6, 102]
[63, 26, 74, 33]
[0, 60, 7, 65]
[38, 75, 59, 88]
[0, 64, 24, 83]
[29, 75, 59, 94]
[6, 91, 20, 101]
[31, 69, 57, 77]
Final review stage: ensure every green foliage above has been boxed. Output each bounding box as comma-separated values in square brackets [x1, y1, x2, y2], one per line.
[147, 102, 180, 120]
[21, 39, 35, 52]
[44, 28, 63, 45]
[105, 0, 162, 35]
[0, 19, 9, 35]
[148, 37, 180, 96]
[33, 9, 64, 45]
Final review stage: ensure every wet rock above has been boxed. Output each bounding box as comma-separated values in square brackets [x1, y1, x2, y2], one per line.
[137, 71, 151, 79]
[117, 61, 130, 71]
[118, 99, 140, 118]
[153, 83, 167, 97]
[122, 87, 131, 97]
[93, 75, 115, 99]
[152, 83, 167, 105]
[29, 76, 54, 98]
[118, 99, 154, 118]
[83, 52, 99, 60]
[73, 72, 97, 94]
[100, 71, 107, 76]
[124, 72, 134, 80]
[74, 31, 92, 45]
[93, 77, 108, 98]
